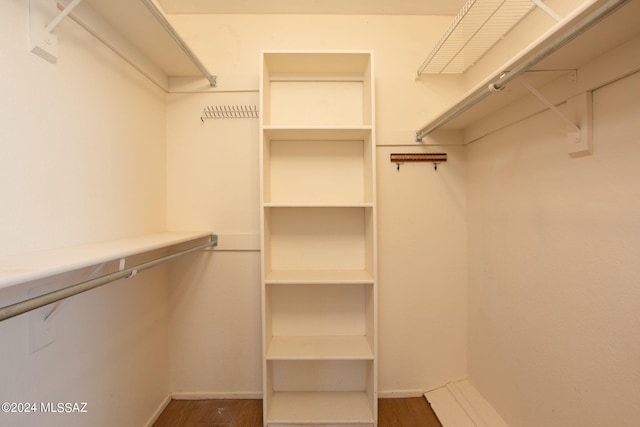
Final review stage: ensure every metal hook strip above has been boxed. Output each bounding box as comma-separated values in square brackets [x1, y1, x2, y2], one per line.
[201, 105, 259, 122]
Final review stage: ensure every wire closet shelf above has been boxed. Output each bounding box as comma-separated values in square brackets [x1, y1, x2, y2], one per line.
[417, 0, 538, 75]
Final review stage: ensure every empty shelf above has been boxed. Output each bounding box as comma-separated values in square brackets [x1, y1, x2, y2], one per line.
[268, 391, 374, 425]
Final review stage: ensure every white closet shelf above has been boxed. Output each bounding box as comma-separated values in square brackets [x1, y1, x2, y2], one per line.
[263, 126, 372, 140]
[417, 0, 537, 75]
[416, 0, 640, 141]
[265, 270, 374, 284]
[267, 391, 374, 425]
[0, 231, 214, 290]
[264, 203, 374, 208]
[267, 336, 374, 360]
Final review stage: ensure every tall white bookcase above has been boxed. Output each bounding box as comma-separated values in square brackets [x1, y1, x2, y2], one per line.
[259, 51, 377, 426]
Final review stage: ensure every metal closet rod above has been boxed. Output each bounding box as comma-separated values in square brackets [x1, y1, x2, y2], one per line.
[139, 0, 217, 87]
[415, 0, 630, 142]
[0, 234, 218, 323]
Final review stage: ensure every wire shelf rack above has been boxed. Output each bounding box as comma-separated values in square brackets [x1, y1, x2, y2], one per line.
[417, 0, 537, 75]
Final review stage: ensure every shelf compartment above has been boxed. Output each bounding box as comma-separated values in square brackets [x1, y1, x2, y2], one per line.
[266, 360, 375, 424]
[264, 207, 375, 274]
[262, 52, 373, 127]
[265, 283, 374, 341]
[269, 80, 364, 126]
[263, 129, 373, 205]
[267, 391, 374, 425]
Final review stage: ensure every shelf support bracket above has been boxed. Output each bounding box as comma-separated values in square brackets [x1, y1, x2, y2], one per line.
[521, 79, 592, 156]
[530, 0, 562, 22]
[47, 0, 85, 33]
[29, 0, 85, 63]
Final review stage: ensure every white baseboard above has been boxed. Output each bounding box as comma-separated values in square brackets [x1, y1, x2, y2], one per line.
[171, 391, 263, 400]
[424, 380, 508, 427]
[378, 389, 426, 398]
[143, 394, 172, 427]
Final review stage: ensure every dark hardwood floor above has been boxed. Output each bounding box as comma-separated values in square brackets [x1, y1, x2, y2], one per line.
[152, 397, 442, 427]
[378, 397, 442, 426]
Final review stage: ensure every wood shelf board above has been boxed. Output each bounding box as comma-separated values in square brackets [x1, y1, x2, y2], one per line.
[267, 391, 374, 424]
[265, 203, 374, 209]
[265, 269, 374, 284]
[267, 335, 374, 360]
[263, 126, 372, 141]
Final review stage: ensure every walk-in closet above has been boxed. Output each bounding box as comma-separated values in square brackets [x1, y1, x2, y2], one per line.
[1, 0, 639, 426]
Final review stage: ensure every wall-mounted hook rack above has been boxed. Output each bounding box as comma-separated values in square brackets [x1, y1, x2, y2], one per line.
[201, 105, 259, 123]
[391, 153, 448, 171]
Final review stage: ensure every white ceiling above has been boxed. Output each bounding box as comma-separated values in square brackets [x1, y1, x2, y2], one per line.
[156, 0, 468, 15]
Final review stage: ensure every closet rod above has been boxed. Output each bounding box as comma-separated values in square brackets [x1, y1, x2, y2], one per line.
[0, 234, 218, 323]
[139, 0, 217, 87]
[415, 0, 629, 142]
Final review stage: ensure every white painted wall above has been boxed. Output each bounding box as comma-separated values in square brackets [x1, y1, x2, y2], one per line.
[466, 70, 640, 426]
[0, 1, 169, 426]
[166, 14, 469, 396]
[165, 88, 263, 396]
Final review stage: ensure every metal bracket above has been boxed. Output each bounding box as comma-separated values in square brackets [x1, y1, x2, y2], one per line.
[29, 0, 58, 63]
[530, 0, 562, 22]
[521, 79, 592, 156]
[565, 91, 593, 157]
[521, 79, 580, 133]
[29, 0, 85, 63]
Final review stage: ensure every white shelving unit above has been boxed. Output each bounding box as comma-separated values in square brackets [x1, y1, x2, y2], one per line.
[260, 51, 377, 426]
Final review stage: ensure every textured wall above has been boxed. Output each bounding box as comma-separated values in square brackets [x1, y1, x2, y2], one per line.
[466, 70, 640, 426]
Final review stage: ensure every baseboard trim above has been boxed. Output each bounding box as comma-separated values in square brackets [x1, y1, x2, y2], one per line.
[378, 389, 426, 398]
[424, 380, 508, 427]
[171, 390, 433, 400]
[143, 393, 172, 427]
[171, 391, 263, 400]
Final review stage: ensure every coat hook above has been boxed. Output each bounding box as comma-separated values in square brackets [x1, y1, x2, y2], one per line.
[390, 153, 447, 172]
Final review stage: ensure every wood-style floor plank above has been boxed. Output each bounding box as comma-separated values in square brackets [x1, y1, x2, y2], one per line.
[378, 397, 442, 426]
[152, 397, 441, 427]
